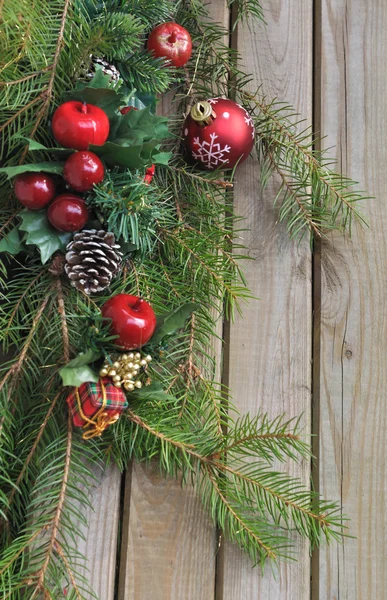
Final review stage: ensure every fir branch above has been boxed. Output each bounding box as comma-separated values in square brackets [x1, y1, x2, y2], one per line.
[35, 411, 72, 592]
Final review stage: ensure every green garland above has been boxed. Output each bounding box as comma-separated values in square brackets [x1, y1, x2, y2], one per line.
[0, 0, 365, 597]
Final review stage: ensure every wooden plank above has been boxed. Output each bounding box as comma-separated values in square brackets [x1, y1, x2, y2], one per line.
[74, 463, 121, 600]
[118, 3, 229, 598]
[217, 2, 312, 599]
[316, 1, 387, 598]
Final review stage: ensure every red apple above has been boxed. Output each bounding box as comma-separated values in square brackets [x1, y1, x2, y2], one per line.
[101, 294, 157, 350]
[52, 101, 110, 150]
[147, 22, 192, 68]
[13, 172, 56, 210]
[47, 194, 89, 232]
[63, 151, 105, 192]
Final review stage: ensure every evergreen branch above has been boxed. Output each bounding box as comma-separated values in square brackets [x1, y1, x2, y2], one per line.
[55, 541, 83, 600]
[35, 411, 72, 592]
[4, 271, 44, 337]
[205, 464, 276, 559]
[7, 392, 60, 509]
[56, 279, 70, 364]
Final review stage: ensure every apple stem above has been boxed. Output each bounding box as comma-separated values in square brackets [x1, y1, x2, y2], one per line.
[168, 32, 177, 44]
[81, 101, 88, 114]
[132, 297, 143, 311]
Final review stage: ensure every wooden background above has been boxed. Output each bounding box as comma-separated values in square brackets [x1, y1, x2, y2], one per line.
[76, 1, 387, 598]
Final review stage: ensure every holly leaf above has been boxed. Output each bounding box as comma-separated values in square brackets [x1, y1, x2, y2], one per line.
[0, 162, 64, 179]
[62, 69, 125, 119]
[19, 210, 72, 264]
[0, 227, 24, 255]
[128, 382, 177, 403]
[17, 137, 72, 155]
[59, 350, 101, 387]
[151, 303, 199, 345]
[90, 140, 167, 169]
[109, 106, 171, 145]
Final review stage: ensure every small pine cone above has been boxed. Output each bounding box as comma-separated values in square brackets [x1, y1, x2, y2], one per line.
[65, 230, 123, 295]
[87, 57, 121, 83]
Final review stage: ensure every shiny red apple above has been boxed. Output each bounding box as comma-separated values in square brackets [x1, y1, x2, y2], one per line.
[52, 101, 110, 150]
[63, 151, 105, 192]
[13, 172, 56, 210]
[147, 22, 192, 68]
[47, 194, 89, 232]
[101, 294, 157, 350]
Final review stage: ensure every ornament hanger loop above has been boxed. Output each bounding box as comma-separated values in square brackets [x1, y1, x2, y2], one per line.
[190, 101, 216, 126]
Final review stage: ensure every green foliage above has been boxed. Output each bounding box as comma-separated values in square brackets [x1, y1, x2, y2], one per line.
[0, 227, 23, 255]
[152, 302, 199, 345]
[0, 162, 64, 178]
[0, 0, 357, 597]
[19, 210, 72, 264]
[59, 350, 101, 387]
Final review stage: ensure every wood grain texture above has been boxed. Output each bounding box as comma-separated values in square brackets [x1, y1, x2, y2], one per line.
[118, 4, 229, 598]
[317, 1, 387, 598]
[216, 3, 312, 599]
[75, 463, 121, 600]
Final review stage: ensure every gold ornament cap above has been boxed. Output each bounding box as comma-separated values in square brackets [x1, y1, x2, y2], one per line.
[190, 101, 216, 127]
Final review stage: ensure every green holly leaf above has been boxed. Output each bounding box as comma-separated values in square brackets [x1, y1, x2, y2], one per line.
[0, 162, 64, 179]
[62, 69, 125, 119]
[109, 106, 171, 145]
[18, 137, 72, 155]
[151, 303, 199, 345]
[0, 227, 24, 256]
[59, 350, 101, 387]
[19, 210, 72, 264]
[129, 382, 177, 403]
[90, 140, 167, 169]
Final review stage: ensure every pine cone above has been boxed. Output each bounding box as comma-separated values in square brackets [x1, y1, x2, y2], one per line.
[65, 230, 123, 295]
[87, 57, 121, 83]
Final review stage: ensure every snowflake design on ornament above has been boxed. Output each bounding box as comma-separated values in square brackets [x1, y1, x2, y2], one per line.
[243, 112, 255, 138]
[208, 98, 219, 105]
[192, 133, 231, 168]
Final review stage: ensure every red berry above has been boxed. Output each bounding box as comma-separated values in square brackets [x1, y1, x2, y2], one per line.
[63, 151, 105, 192]
[14, 173, 56, 210]
[120, 106, 137, 115]
[52, 101, 110, 150]
[147, 22, 192, 68]
[47, 194, 89, 232]
[101, 294, 157, 350]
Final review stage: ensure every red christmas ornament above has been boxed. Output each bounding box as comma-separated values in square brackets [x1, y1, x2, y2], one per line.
[13, 172, 56, 210]
[47, 194, 89, 232]
[183, 98, 255, 170]
[63, 151, 105, 192]
[52, 101, 110, 150]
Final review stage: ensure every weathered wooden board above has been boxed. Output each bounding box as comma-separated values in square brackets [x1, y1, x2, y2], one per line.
[317, 1, 387, 598]
[217, 2, 313, 599]
[75, 463, 121, 600]
[118, 3, 229, 598]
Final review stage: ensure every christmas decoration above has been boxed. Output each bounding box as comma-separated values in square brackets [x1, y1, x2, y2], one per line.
[65, 229, 123, 295]
[100, 352, 152, 391]
[52, 100, 110, 149]
[101, 294, 157, 350]
[88, 57, 121, 83]
[144, 164, 156, 185]
[147, 22, 192, 68]
[47, 194, 89, 232]
[66, 378, 128, 438]
[13, 172, 56, 210]
[0, 1, 369, 595]
[63, 150, 105, 192]
[183, 98, 255, 170]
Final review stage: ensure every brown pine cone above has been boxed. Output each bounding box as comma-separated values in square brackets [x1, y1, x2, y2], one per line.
[65, 230, 123, 295]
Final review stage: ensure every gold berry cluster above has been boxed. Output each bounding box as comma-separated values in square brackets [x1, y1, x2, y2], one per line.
[99, 352, 152, 391]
